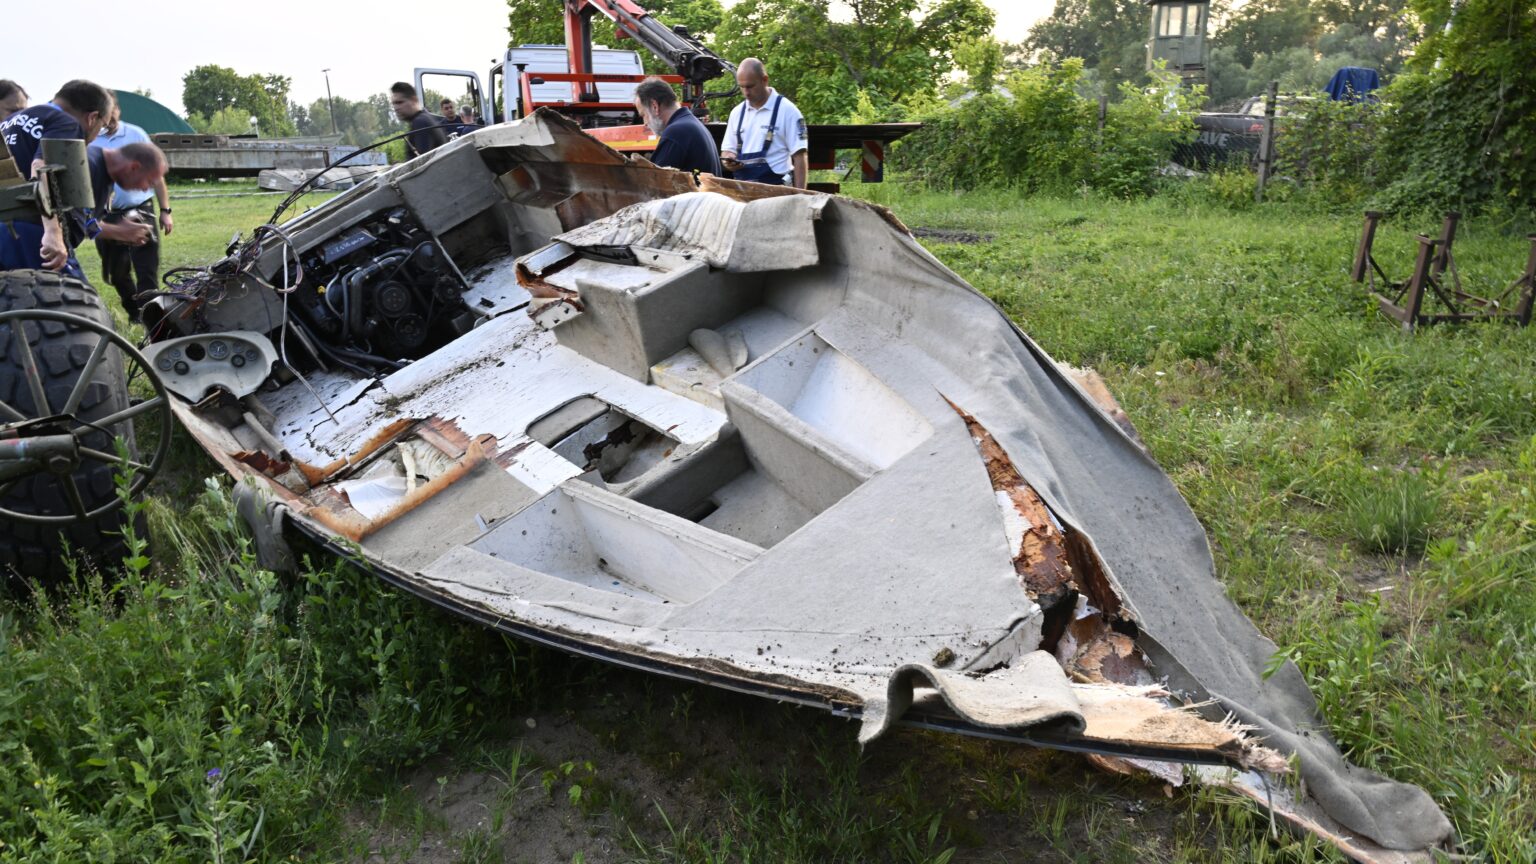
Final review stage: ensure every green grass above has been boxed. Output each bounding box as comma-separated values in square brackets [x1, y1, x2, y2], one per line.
[853, 180, 1536, 861]
[3, 176, 1533, 861]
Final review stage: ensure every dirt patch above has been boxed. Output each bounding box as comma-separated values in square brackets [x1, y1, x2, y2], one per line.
[341, 656, 1224, 863]
[345, 705, 719, 863]
[912, 227, 995, 245]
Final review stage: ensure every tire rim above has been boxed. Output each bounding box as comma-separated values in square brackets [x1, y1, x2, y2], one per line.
[0, 309, 172, 524]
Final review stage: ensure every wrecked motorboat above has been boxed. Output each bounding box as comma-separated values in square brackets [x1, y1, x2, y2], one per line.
[143, 110, 1452, 862]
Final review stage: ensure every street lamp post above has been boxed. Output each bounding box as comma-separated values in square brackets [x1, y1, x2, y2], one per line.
[322, 68, 338, 135]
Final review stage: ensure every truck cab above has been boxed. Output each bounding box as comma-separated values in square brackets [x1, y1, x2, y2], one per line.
[416, 44, 646, 129]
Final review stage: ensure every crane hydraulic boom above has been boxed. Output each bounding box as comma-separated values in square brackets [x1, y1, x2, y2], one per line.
[564, 0, 733, 113]
[415, 0, 920, 188]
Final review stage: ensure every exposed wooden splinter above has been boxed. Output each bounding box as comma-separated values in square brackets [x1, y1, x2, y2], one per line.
[948, 397, 1288, 775]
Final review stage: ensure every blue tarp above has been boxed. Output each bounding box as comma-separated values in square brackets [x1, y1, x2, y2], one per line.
[1325, 67, 1380, 102]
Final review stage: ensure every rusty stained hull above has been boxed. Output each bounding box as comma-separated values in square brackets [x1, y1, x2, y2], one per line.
[155, 110, 1451, 863]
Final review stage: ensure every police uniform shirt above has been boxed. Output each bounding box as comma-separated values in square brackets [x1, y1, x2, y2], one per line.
[1, 103, 84, 181]
[88, 121, 154, 209]
[0, 102, 99, 249]
[722, 88, 809, 176]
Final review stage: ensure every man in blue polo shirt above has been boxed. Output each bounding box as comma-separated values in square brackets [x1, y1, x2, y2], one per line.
[634, 77, 721, 177]
[1, 79, 114, 276]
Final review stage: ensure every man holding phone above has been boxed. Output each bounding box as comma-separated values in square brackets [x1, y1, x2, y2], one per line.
[720, 58, 808, 188]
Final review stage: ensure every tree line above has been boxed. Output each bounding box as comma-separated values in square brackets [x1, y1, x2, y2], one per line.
[179, 0, 1532, 210]
[180, 65, 461, 147]
[185, 0, 1419, 136]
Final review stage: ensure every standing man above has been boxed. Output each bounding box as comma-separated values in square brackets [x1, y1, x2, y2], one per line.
[457, 105, 482, 134]
[720, 58, 808, 188]
[90, 101, 174, 319]
[439, 98, 457, 122]
[1, 79, 114, 276]
[390, 82, 448, 160]
[634, 77, 721, 176]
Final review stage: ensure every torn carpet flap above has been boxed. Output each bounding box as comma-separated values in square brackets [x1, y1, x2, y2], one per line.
[725, 193, 827, 273]
[554, 191, 826, 273]
[859, 651, 1085, 744]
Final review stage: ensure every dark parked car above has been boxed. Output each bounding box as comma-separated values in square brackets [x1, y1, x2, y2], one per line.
[1176, 94, 1316, 170]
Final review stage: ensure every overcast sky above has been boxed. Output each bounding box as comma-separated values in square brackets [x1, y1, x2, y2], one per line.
[8, 0, 1055, 117]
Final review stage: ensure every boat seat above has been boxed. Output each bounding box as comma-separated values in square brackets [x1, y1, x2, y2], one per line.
[463, 478, 764, 606]
[552, 254, 766, 382]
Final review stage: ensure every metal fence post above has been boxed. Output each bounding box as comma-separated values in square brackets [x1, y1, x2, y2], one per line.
[1352, 211, 1382, 283]
[1430, 211, 1461, 280]
[1516, 234, 1536, 327]
[1400, 236, 1437, 331]
[1254, 80, 1278, 204]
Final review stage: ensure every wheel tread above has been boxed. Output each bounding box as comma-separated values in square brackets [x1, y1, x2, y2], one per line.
[0, 270, 142, 587]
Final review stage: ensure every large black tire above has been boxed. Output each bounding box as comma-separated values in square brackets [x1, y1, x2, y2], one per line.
[0, 269, 143, 587]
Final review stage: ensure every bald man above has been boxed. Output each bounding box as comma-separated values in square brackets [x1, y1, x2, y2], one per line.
[720, 58, 809, 188]
[91, 103, 175, 318]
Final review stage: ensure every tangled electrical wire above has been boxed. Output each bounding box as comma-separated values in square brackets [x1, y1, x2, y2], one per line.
[139, 121, 461, 341]
[148, 119, 460, 310]
[266, 120, 462, 225]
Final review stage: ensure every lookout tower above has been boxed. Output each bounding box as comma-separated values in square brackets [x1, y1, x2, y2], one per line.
[1146, 0, 1209, 81]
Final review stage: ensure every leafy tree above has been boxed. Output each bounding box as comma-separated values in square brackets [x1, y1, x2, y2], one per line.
[291, 93, 400, 146]
[1314, 0, 1412, 39]
[505, 0, 725, 74]
[190, 106, 261, 135]
[1217, 0, 1321, 67]
[288, 101, 312, 132]
[953, 34, 1005, 95]
[182, 65, 295, 136]
[1023, 0, 1149, 90]
[714, 0, 993, 121]
[1205, 0, 1416, 106]
[1375, 0, 1536, 210]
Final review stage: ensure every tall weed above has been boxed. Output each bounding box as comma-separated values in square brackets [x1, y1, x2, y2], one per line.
[0, 478, 529, 860]
[1339, 466, 1442, 555]
[1273, 98, 1385, 206]
[894, 61, 1196, 197]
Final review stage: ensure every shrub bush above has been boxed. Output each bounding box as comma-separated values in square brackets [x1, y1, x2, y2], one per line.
[894, 61, 1196, 197]
[1273, 97, 1385, 205]
[894, 61, 1091, 192]
[1095, 71, 1200, 197]
[1372, 0, 1536, 214]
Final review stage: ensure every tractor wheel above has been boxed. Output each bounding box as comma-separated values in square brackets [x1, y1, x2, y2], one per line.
[0, 270, 168, 588]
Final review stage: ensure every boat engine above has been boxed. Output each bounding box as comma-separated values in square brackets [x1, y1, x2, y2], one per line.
[289, 208, 469, 370]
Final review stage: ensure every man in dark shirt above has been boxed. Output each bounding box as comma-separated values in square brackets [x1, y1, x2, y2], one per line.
[390, 82, 449, 160]
[633, 77, 721, 177]
[1, 79, 114, 276]
[456, 106, 483, 137]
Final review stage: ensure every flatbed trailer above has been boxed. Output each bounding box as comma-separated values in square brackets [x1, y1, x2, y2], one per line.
[150, 132, 388, 179]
